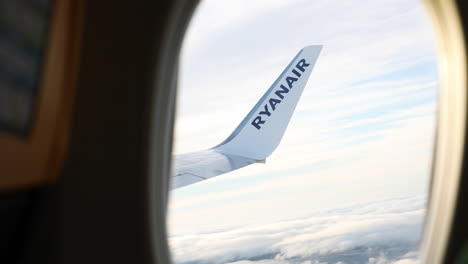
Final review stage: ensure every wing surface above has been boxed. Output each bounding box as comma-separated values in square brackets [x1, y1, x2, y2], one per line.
[172, 150, 256, 189]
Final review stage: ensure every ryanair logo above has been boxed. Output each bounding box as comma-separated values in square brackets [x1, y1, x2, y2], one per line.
[251, 58, 310, 130]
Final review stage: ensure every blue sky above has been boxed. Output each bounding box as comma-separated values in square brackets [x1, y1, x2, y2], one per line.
[168, 0, 438, 263]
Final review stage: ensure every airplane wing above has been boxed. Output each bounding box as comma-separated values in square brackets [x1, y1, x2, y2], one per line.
[171, 45, 322, 189]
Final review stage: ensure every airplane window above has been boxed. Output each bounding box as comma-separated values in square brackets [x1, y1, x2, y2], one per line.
[168, 0, 438, 263]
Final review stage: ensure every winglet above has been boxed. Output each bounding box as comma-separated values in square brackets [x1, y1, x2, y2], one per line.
[213, 45, 322, 160]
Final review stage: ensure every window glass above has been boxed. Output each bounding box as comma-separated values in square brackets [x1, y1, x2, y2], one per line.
[169, 0, 438, 263]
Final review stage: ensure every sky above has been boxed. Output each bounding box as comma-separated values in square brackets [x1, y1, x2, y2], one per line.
[167, 0, 438, 263]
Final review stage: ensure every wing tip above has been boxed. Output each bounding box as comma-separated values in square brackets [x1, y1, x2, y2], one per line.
[301, 45, 323, 55]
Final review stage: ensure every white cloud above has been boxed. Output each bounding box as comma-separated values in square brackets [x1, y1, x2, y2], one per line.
[169, 196, 425, 264]
[368, 251, 419, 264]
[226, 260, 328, 264]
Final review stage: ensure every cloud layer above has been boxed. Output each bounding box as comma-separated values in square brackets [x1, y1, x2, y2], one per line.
[169, 196, 425, 264]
